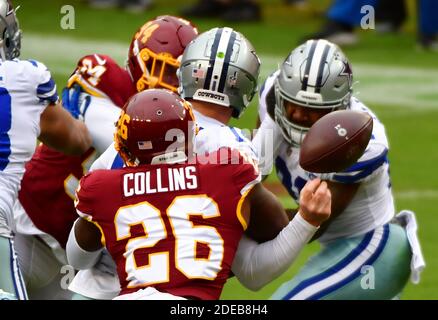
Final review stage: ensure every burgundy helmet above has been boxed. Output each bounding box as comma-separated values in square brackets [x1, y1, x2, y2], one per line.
[114, 89, 197, 166]
[127, 15, 198, 93]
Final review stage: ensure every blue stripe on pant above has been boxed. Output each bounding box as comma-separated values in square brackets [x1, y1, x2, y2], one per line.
[271, 223, 411, 300]
[307, 225, 389, 300]
[7, 238, 28, 300]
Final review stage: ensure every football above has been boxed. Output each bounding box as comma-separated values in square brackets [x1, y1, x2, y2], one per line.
[299, 110, 373, 173]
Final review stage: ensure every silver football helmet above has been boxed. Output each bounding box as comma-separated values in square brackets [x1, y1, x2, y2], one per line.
[177, 27, 260, 118]
[275, 39, 353, 146]
[0, 0, 21, 60]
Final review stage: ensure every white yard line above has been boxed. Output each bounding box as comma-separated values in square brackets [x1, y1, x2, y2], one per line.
[394, 189, 438, 200]
[22, 33, 438, 110]
[260, 56, 438, 111]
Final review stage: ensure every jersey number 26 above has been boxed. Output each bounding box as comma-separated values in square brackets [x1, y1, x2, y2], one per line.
[115, 195, 224, 288]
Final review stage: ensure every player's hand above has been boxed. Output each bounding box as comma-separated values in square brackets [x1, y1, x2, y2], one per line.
[61, 84, 91, 120]
[299, 178, 331, 227]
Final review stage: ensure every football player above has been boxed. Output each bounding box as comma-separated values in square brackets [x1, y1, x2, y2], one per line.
[12, 15, 198, 300]
[67, 89, 332, 300]
[0, 0, 91, 300]
[253, 39, 425, 299]
[78, 27, 335, 298]
[13, 54, 133, 299]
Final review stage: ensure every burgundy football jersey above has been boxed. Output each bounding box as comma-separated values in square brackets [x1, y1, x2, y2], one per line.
[67, 54, 136, 108]
[75, 149, 260, 299]
[18, 145, 98, 248]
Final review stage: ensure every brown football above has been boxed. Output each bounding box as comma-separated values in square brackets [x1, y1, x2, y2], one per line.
[299, 110, 373, 173]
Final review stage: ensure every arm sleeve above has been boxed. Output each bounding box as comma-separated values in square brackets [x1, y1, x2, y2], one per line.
[74, 172, 98, 218]
[66, 218, 103, 270]
[231, 212, 318, 291]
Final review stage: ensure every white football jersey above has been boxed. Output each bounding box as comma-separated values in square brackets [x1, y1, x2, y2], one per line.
[90, 109, 259, 171]
[0, 59, 58, 220]
[257, 74, 394, 243]
[82, 95, 121, 155]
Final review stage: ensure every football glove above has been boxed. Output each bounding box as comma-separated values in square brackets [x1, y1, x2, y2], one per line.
[61, 84, 91, 120]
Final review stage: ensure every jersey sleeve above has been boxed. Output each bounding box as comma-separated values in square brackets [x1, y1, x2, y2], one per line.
[329, 139, 388, 184]
[326, 99, 390, 184]
[74, 171, 101, 220]
[90, 143, 124, 171]
[29, 60, 59, 104]
[83, 96, 121, 154]
[232, 150, 261, 196]
[67, 54, 136, 108]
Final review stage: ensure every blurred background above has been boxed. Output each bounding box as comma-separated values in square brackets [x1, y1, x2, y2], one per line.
[17, 0, 438, 299]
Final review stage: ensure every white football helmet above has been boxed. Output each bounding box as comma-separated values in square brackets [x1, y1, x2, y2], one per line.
[275, 39, 353, 146]
[0, 0, 21, 60]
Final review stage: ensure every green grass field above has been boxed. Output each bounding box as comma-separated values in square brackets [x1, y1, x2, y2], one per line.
[16, 0, 438, 299]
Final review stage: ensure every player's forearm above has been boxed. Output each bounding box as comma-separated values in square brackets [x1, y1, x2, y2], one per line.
[40, 121, 91, 155]
[39, 104, 92, 155]
[66, 220, 103, 270]
[231, 213, 318, 291]
[61, 120, 92, 155]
